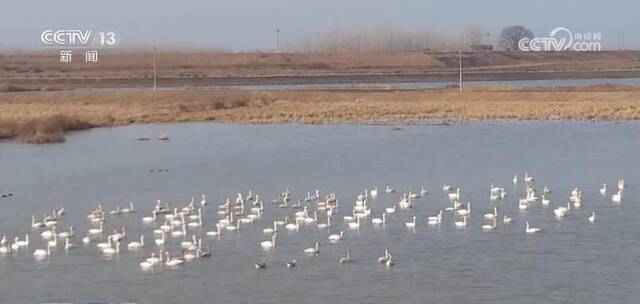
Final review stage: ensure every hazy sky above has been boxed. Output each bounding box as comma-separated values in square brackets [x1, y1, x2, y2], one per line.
[1, 0, 638, 51]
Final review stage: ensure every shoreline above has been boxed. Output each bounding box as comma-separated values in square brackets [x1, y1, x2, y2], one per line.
[1, 85, 640, 143]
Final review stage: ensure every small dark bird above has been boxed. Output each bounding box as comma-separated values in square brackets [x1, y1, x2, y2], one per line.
[286, 259, 296, 268]
[255, 260, 266, 269]
[339, 249, 352, 264]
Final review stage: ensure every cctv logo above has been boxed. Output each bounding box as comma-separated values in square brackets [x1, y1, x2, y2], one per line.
[41, 29, 93, 47]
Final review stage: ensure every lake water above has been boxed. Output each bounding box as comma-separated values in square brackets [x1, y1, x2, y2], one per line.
[0, 123, 638, 304]
[170, 77, 640, 91]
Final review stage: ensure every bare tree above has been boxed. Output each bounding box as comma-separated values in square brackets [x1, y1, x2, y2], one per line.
[499, 26, 534, 50]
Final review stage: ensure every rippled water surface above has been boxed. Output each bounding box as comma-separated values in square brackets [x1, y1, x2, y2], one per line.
[0, 123, 638, 304]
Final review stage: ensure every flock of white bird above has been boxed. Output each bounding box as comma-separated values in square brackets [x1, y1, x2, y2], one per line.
[0, 173, 627, 271]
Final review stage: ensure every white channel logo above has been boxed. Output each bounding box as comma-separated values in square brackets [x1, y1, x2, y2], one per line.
[41, 29, 120, 49]
[518, 27, 601, 52]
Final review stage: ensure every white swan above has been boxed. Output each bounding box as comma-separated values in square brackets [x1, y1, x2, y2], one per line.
[206, 224, 222, 236]
[88, 222, 104, 235]
[482, 219, 497, 231]
[155, 232, 166, 246]
[448, 188, 460, 201]
[372, 213, 386, 225]
[47, 234, 58, 248]
[456, 203, 470, 216]
[385, 204, 396, 214]
[128, 235, 144, 250]
[524, 172, 533, 182]
[405, 216, 416, 228]
[348, 217, 361, 230]
[317, 215, 331, 229]
[339, 249, 352, 264]
[484, 207, 497, 219]
[600, 183, 607, 195]
[146, 251, 162, 265]
[58, 226, 74, 239]
[263, 221, 277, 234]
[180, 235, 197, 249]
[304, 242, 320, 255]
[225, 219, 241, 232]
[110, 205, 121, 215]
[420, 186, 428, 196]
[0, 242, 10, 254]
[612, 190, 622, 203]
[518, 199, 529, 210]
[385, 255, 395, 267]
[588, 211, 596, 223]
[33, 245, 51, 258]
[428, 211, 442, 226]
[525, 222, 541, 234]
[513, 175, 518, 185]
[96, 236, 112, 249]
[31, 216, 45, 229]
[285, 217, 300, 231]
[64, 238, 74, 250]
[189, 208, 202, 221]
[172, 223, 186, 237]
[503, 215, 513, 224]
[15, 234, 29, 248]
[428, 210, 443, 222]
[121, 202, 135, 214]
[183, 250, 197, 261]
[112, 226, 126, 242]
[454, 216, 468, 228]
[541, 195, 550, 206]
[554, 202, 570, 217]
[102, 240, 120, 255]
[260, 234, 277, 249]
[142, 211, 157, 223]
[41, 227, 55, 240]
[165, 252, 184, 266]
[378, 249, 391, 263]
[139, 260, 154, 269]
[187, 210, 203, 228]
[328, 231, 344, 242]
[370, 187, 378, 197]
[385, 185, 395, 194]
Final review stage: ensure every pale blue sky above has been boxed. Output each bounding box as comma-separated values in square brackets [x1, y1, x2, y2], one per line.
[1, 0, 638, 51]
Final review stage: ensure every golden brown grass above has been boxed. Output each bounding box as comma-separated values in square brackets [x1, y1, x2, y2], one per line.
[1, 86, 640, 143]
[0, 115, 93, 143]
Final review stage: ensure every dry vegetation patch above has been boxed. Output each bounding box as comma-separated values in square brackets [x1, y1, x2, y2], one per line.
[1, 86, 639, 143]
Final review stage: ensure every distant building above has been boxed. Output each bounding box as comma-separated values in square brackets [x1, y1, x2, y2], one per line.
[468, 44, 493, 52]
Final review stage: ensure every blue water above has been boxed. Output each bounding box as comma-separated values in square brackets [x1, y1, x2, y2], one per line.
[0, 123, 638, 303]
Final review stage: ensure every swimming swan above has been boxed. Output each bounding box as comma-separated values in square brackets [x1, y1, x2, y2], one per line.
[304, 242, 320, 255]
[525, 222, 541, 234]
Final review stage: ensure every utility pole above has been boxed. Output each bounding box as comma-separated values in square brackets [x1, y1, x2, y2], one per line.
[276, 28, 281, 53]
[153, 46, 157, 92]
[459, 48, 463, 93]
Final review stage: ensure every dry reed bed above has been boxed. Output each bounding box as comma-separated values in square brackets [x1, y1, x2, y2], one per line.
[1, 86, 640, 143]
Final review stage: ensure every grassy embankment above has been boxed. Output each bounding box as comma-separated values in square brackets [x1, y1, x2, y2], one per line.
[1, 85, 640, 143]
